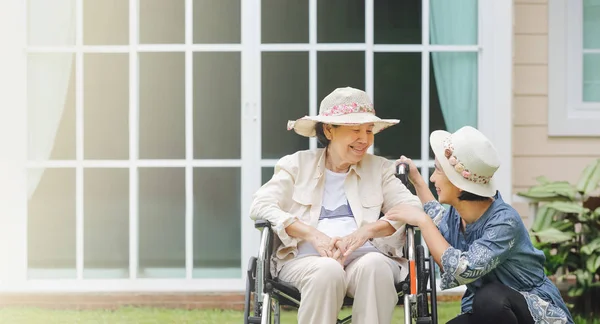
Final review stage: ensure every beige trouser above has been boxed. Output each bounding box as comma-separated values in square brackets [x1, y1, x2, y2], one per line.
[278, 252, 404, 324]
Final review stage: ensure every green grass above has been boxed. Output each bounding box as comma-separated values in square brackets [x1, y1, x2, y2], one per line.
[0, 302, 462, 323]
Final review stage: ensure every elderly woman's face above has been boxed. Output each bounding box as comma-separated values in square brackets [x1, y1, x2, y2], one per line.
[324, 123, 374, 165]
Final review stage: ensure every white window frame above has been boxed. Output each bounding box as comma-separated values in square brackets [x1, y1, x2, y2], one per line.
[0, 0, 512, 293]
[549, 0, 600, 136]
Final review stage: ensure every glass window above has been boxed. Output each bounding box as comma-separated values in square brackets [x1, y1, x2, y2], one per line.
[83, 0, 129, 45]
[193, 168, 241, 278]
[262, 52, 310, 159]
[28, 168, 76, 279]
[193, 52, 241, 159]
[139, 168, 186, 278]
[193, 0, 241, 44]
[262, 0, 309, 43]
[139, 53, 186, 159]
[84, 168, 129, 279]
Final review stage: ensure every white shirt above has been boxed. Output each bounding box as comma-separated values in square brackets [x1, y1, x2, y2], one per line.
[297, 169, 380, 265]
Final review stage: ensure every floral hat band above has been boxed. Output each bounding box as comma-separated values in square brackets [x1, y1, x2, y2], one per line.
[285, 87, 399, 137]
[443, 137, 492, 185]
[321, 103, 376, 117]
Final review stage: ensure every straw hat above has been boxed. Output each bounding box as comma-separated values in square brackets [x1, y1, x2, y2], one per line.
[430, 126, 500, 197]
[287, 87, 400, 137]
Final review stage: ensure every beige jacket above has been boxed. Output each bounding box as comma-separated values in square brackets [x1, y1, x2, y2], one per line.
[250, 149, 422, 276]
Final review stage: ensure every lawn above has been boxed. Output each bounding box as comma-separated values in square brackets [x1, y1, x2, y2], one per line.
[0, 302, 462, 323]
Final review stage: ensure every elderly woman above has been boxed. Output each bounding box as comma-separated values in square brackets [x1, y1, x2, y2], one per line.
[250, 87, 421, 324]
[384, 126, 573, 324]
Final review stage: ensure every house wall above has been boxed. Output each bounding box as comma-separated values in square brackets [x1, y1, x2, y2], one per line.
[512, 0, 600, 219]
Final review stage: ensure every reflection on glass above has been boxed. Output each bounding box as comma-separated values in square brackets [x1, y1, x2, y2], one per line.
[374, 0, 421, 44]
[193, 168, 241, 278]
[317, 0, 365, 43]
[28, 0, 76, 46]
[139, 53, 185, 159]
[373, 53, 421, 160]
[584, 54, 600, 102]
[84, 168, 129, 278]
[262, 52, 310, 159]
[28, 168, 76, 279]
[262, 0, 309, 43]
[193, 0, 241, 44]
[140, 0, 185, 44]
[193, 52, 241, 159]
[83, 0, 129, 45]
[429, 0, 477, 45]
[84, 54, 129, 160]
[27, 54, 76, 160]
[139, 168, 185, 278]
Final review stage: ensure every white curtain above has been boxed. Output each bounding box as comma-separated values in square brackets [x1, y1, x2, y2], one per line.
[27, 0, 76, 199]
[429, 0, 478, 132]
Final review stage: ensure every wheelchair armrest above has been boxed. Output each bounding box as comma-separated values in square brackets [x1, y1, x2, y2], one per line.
[254, 220, 271, 229]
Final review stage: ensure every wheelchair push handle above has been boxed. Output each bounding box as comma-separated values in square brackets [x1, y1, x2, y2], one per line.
[395, 162, 410, 187]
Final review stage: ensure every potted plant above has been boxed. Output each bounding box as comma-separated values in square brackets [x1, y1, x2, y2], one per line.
[517, 158, 600, 318]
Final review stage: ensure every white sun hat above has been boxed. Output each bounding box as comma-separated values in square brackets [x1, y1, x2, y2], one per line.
[430, 126, 501, 197]
[287, 87, 400, 137]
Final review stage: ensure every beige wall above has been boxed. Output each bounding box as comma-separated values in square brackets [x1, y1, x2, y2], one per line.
[513, 0, 600, 218]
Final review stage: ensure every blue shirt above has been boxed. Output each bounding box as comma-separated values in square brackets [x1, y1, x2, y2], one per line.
[424, 192, 573, 324]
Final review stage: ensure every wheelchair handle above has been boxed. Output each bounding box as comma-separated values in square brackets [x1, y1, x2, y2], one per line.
[395, 162, 410, 187]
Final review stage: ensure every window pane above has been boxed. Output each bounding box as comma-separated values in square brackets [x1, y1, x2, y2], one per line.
[193, 0, 241, 44]
[262, 167, 275, 185]
[28, 54, 76, 160]
[84, 168, 129, 279]
[584, 0, 600, 49]
[262, 0, 309, 43]
[28, 168, 75, 279]
[84, 54, 129, 160]
[429, 0, 477, 45]
[317, 51, 365, 115]
[83, 0, 129, 45]
[28, 0, 76, 46]
[373, 53, 421, 160]
[193, 168, 241, 278]
[193, 52, 241, 159]
[262, 52, 309, 159]
[139, 168, 185, 278]
[583, 54, 600, 102]
[374, 0, 421, 44]
[140, 0, 185, 44]
[317, 0, 364, 43]
[139, 53, 185, 159]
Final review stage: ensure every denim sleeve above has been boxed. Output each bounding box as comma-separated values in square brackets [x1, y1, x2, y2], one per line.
[439, 215, 518, 290]
[423, 200, 446, 227]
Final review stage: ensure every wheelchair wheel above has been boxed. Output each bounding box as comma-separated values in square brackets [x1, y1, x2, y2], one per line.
[414, 245, 438, 324]
[244, 257, 261, 324]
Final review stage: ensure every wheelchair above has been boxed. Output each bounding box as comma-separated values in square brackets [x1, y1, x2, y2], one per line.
[244, 163, 438, 324]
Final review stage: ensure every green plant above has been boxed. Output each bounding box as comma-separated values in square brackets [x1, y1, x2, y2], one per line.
[518, 158, 600, 318]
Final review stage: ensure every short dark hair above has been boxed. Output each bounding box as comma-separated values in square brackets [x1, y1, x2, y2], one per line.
[458, 191, 489, 201]
[315, 122, 339, 147]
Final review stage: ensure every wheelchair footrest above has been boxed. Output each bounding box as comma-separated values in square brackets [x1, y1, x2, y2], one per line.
[247, 316, 262, 323]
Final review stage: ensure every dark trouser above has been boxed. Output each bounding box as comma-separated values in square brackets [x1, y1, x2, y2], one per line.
[447, 282, 534, 324]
